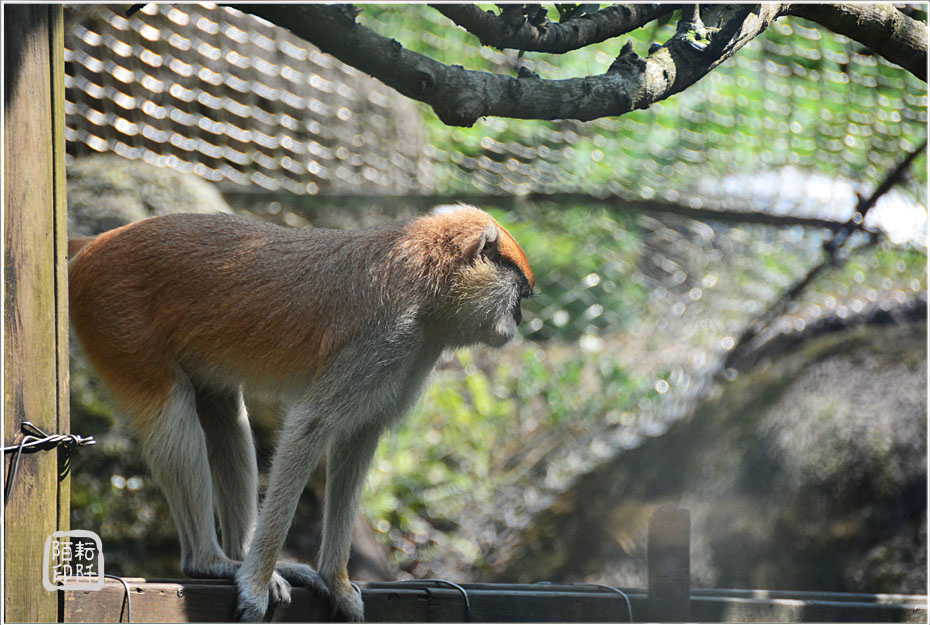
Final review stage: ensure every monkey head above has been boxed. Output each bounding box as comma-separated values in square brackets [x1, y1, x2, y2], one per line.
[418, 205, 535, 348]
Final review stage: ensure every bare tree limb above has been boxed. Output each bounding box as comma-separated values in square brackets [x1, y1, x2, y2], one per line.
[785, 3, 927, 81]
[723, 138, 928, 372]
[428, 3, 681, 54]
[240, 4, 788, 127]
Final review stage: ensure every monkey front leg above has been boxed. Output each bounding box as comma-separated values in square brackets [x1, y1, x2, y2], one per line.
[318, 422, 385, 622]
[234, 413, 330, 621]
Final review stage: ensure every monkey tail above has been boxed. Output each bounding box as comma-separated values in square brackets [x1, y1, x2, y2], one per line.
[68, 236, 95, 259]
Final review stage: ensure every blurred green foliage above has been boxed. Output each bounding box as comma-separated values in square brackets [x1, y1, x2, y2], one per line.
[490, 205, 648, 341]
[366, 341, 667, 573]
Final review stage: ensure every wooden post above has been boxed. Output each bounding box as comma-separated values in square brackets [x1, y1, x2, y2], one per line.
[3, 4, 70, 622]
[647, 505, 690, 622]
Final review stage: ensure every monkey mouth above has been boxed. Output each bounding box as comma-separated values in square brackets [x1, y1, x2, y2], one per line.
[487, 312, 519, 346]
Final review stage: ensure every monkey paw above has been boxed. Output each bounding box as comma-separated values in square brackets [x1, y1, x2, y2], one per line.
[233, 571, 291, 622]
[329, 581, 364, 623]
[274, 562, 328, 595]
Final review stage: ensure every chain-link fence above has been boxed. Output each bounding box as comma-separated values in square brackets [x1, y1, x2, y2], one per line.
[65, 4, 928, 196]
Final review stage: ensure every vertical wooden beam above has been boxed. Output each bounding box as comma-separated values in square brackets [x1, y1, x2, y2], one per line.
[647, 505, 690, 622]
[50, 0, 71, 548]
[3, 4, 69, 622]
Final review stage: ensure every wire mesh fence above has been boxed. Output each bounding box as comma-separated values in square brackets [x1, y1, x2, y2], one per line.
[65, 4, 927, 198]
[65, 3, 431, 195]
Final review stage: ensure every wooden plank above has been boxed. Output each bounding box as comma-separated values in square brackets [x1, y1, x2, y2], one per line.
[63, 580, 638, 623]
[648, 505, 690, 622]
[365, 582, 641, 622]
[3, 4, 68, 622]
[62, 579, 927, 623]
[50, 0, 71, 550]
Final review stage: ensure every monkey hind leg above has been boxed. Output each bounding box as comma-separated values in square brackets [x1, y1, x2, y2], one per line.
[194, 384, 258, 561]
[191, 384, 322, 602]
[137, 375, 238, 580]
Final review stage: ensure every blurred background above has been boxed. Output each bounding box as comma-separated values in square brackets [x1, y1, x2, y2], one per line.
[65, 3, 926, 594]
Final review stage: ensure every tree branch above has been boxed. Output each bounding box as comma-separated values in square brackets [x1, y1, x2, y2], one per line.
[785, 3, 927, 81]
[723, 138, 928, 372]
[428, 3, 681, 54]
[240, 4, 788, 127]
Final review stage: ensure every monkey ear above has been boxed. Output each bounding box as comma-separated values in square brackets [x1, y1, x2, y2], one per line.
[472, 221, 500, 261]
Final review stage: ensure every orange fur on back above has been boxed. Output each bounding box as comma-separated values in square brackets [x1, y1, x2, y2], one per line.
[68, 208, 533, 425]
[68, 236, 95, 258]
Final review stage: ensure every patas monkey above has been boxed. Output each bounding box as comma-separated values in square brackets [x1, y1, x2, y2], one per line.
[68, 205, 534, 622]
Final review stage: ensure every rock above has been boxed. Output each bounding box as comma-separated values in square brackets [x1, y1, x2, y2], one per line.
[489, 319, 926, 594]
[67, 155, 233, 237]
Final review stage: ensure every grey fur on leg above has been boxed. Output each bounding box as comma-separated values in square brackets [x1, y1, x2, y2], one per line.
[329, 583, 364, 623]
[193, 384, 327, 595]
[141, 378, 293, 612]
[140, 378, 236, 579]
[235, 404, 332, 622]
[195, 384, 258, 560]
[318, 422, 384, 623]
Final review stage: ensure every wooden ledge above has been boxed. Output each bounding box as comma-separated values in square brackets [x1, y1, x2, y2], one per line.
[62, 579, 926, 623]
